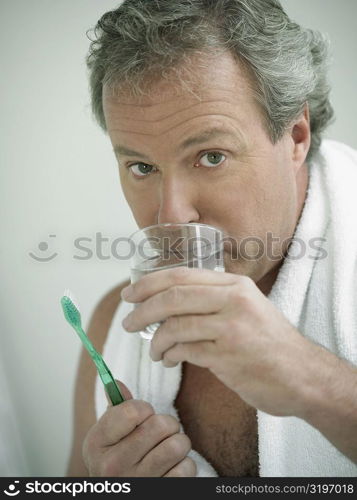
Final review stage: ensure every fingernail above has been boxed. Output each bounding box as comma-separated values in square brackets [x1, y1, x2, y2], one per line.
[122, 315, 132, 330]
[121, 285, 133, 300]
[149, 347, 160, 362]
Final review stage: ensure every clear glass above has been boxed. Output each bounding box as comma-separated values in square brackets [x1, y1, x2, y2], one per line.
[128, 223, 225, 340]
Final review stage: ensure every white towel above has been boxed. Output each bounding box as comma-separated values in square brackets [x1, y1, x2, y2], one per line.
[95, 139, 357, 476]
[259, 140, 357, 477]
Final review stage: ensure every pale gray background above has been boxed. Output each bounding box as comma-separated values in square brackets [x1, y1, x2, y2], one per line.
[0, 0, 356, 476]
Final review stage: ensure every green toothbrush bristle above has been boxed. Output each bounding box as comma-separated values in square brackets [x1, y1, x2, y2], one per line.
[61, 295, 81, 327]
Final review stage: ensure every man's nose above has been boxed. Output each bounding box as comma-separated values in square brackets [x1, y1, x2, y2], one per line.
[156, 177, 200, 225]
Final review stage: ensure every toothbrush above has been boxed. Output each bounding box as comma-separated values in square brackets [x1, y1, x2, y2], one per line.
[60, 289, 125, 406]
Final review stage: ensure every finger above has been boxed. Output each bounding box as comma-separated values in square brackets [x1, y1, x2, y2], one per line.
[123, 284, 231, 333]
[97, 399, 155, 447]
[105, 414, 180, 467]
[163, 456, 197, 477]
[162, 340, 217, 369]
[138, 433, 192, 477]
[150, 314, 221, 361]
[121, 266, 240, 303]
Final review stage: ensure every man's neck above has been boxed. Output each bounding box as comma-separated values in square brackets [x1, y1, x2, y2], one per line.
[256, 261, 283, 296]
[257, 161, 310, 296]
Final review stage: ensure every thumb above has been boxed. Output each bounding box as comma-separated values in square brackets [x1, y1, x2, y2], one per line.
[105, 379, 133, 407]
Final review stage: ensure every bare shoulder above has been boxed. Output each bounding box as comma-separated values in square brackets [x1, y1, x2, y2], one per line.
[66, 279, 130, 477]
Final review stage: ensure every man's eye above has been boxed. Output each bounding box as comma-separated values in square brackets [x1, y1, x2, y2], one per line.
[128, 163, 156, 177]
[198, 152, 226, 167]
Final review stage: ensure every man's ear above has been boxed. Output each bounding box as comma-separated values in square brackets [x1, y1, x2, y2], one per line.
[290, 103, 311, 173]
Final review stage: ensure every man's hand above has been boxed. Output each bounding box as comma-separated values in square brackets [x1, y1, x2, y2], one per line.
[121, 267, 322, 417]
[82, 380, 196, 476]
[121, 267, 357, 463]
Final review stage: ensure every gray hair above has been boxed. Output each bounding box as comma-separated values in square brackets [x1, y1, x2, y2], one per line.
[86, 0, 334, 162]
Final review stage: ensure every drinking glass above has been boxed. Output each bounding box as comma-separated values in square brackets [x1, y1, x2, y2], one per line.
[128, 223, 225, 340]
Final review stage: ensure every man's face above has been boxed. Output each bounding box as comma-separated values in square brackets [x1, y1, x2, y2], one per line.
[103, 51, 308, 283]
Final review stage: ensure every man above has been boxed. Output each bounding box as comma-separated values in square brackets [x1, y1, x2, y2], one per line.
[67, 0, 357, 477]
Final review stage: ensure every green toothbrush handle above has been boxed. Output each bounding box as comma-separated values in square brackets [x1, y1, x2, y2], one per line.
[105, 379, 125, 406]
[72, 323, 125, 406]
[98, 361, 125, 406]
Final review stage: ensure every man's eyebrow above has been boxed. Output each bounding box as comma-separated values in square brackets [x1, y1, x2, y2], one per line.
[113, 145, 150, 160]
[113, 127, 239, 159]
[179, 127, 237, 150]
